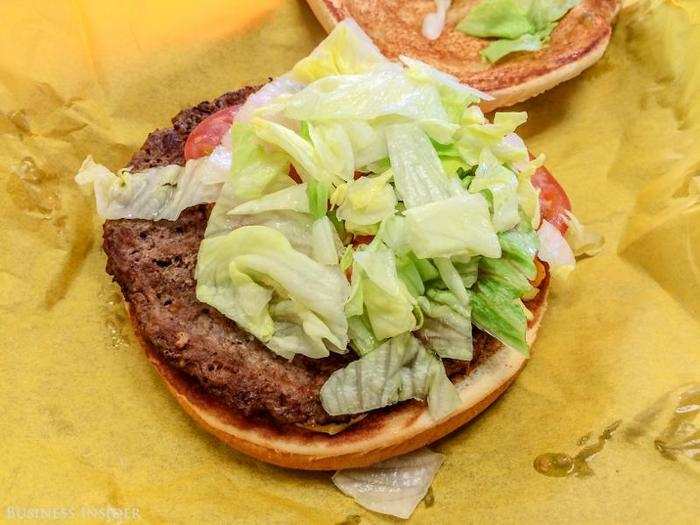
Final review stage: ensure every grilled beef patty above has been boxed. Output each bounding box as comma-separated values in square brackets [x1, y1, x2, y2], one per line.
[102, 86, 521, 428]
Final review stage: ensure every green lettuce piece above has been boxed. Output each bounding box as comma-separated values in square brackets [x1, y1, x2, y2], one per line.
[347, 314, 380, 356]
[308, 121, 355, 182]
[469, 148, 520, 232]
[417, 290, 473, 361]
[307, 179, 330, 220]
[498, 220, 539, 280]
[251, 117, 337, 186]
[311, 216, 341, 265]
[404, 194, 501, 259]
[353, 245, 418, 340]
[336, 170, 397, 229]
[400, 55, 491, 122]
[479, 257, 536, 297]
[284, 69, 448, 124]
[457, 0, 581, 63]
[291, 19, 390, 83]
[376, 215, 410, 257]
[396, 254, 425, 298]
[481, 33, 543, 63]
[434, 257, 470, 306]
[471, 277, 529, 354]
[457, 0, 533, 38]
[385, 122, 458, 208]
[413, 255, 440, 282]
[453, 256, 480, 287]
[206, 122, 293, 237]
[196, 225, 350, 358]
[320, 333, 460, 420]
[341, 120, 388, 169]
[514, 153, 544, 228]
[268, 300, 347, 359]
[227, 183, 309, 216]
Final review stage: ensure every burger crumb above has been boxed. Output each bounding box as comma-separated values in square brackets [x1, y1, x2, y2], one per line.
[175, 331, 189, 349]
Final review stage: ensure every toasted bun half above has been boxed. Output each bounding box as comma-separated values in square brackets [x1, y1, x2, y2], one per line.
[131, 281, 548, 471]
[305, 0, 621, 112]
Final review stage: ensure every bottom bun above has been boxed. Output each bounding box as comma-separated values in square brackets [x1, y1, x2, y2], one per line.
[131, 285, 548, 471]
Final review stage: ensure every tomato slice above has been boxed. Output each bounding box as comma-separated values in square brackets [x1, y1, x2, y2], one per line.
[532, 165, 571, 234]
[352, 235, 374, 247]
[184, 105, 240, 160]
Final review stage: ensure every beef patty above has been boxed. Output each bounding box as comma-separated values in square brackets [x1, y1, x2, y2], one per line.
[103, 86, 534, 428]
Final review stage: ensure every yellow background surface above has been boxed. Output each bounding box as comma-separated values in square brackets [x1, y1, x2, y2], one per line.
[0, 0, 698, 523]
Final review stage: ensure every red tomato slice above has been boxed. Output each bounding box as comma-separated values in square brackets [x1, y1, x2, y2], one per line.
[184, 105, 240, 160]
[532, 165, 571, 234]
[352, 235, 375, 246]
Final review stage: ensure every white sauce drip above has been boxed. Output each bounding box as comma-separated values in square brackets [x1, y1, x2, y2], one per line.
[421, 0, 452, 40]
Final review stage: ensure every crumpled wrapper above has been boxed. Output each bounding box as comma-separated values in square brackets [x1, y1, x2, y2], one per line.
[1, 0, 698, 522]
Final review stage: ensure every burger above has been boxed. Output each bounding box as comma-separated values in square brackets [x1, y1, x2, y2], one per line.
[76, 20, 577, 471]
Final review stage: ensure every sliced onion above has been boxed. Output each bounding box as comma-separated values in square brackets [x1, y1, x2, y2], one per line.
[332, 448, 444, 519]
[537, 219, 575, 275]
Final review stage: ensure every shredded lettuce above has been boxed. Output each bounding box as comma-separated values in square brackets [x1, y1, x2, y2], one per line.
[291, 18, 389, 83]
[386, 122, 458, 208]
[196, 226, 349, 358]
[418, 289, 473, 360]
[471, 277, 529, 354]
[353, 245, 417, 340]
[75, 149, 228, 221]
[470, 148, 520, 232]
[336, 170, 396, 229]
[320, 333, 460, 419]
[308, 121, 355, 182]
[227, 183, 309, 216]
[405, 194, 501, 259]
[457, 0, 582, 62]
[311, 216, 342, 265]
[77, 19, 574, 417]
[284, 69, 448, 123]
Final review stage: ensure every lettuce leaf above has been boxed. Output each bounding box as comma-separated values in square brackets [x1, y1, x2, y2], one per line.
[251, 117, 338, 186]
[332, 448, 444, 520]
[291, 19, 390, 83]
[400, 55, 491, 122]
[227, 183, 309, 216]
[311, 216, 342, 265]
[196, 225, 350, 358]
[469, 148, 520, 232]
[347, 314, 380, 356]
[457, 0, 582, 63]
[417, 289, 473, 360]
[457, 0, 534, 38]
[205, 122, 292, 237]
[471, 277, 529, 354]
[308, 121, 355, 182]
[75, 149, 228, 221]
[481, 32, 544, 63]
[385, 122, 458, 208]
[284, 69, 448, 123]
[320, 333, 460, 419]
[405, 194, 501, 259]
[354, 244, 417, 340]
[336, 170, 397, 228]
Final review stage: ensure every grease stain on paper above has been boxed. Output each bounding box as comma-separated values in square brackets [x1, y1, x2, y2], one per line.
[534, 420, 622, 477]
[534, 383, 700, 478]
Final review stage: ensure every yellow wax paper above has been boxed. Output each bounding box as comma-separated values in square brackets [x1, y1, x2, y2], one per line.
[1, 0, 698, 522]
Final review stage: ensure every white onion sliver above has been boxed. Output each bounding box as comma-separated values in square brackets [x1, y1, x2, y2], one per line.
[537, 219, 575, 268]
